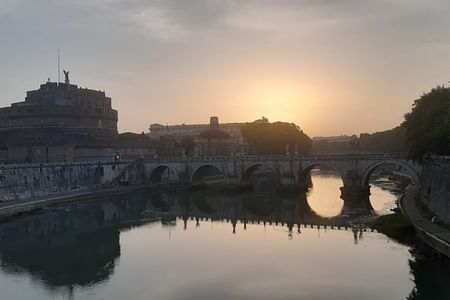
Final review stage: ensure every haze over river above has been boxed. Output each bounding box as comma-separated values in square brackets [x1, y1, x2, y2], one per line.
[0, 170, 449, 300]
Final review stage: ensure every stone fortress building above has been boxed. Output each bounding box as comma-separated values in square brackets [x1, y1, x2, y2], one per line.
[0, 73, 118, 163]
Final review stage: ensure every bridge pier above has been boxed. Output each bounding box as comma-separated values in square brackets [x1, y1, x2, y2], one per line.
[297, 172, 312, 192]
[340, 185, 372, 210]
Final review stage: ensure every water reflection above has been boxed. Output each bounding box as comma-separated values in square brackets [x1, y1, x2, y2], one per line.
[407, 249, 450, 300]
[306, 168, 405, 217]
[0, 176, 447, 299]
[370, 176, 405, 214]
[306, 169, 344, 217]
[0, 190, 373, 291]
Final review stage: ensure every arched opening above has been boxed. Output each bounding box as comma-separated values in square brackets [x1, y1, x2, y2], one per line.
[363, 161, 419, 215]
[363, 161, 420, 187]
[190, 192, 220, 213]
[191, 164, 225, 186]
[149, 165, 178, 184]
[241, 194, 280, 217]
[298, 164, 344, 218]
[149, 192, 175, 210]
[241, 163, 279, 192]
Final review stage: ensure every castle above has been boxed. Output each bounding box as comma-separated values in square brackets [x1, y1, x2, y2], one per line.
[0, 74, 119, 163]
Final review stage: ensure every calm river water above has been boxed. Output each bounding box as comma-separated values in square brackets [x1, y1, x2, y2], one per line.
[0, 170, 449, 300]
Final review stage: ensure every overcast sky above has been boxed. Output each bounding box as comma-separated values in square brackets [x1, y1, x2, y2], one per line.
[0, 0, 449, 136]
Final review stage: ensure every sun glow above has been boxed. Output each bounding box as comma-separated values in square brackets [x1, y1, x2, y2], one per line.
[243, 81, 305, 121]
[232, 78, 331, 134]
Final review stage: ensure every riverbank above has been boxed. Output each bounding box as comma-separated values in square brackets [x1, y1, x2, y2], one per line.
[371, 183, 450, 256]
[400, 184, 450, 258]
[0, 185, 154, 222]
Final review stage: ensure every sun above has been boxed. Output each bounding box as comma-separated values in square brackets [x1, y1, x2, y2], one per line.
[246, 81, 307, 122]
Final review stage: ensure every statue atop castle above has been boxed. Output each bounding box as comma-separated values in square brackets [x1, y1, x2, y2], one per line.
[63, 70, 69, 84]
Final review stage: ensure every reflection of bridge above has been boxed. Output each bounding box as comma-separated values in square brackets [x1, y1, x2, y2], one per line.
[118, 153, 422, 207]
[0, 189, 374, 290]
[169, 191, 373, 234]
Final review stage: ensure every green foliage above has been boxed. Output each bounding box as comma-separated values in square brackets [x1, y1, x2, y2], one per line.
[372, 213, 415, 243]
[117, 132, 148, 141]
[241, 122, 312, 155]
[116, 132, 151, 146]
[403, 86, 450, 161]
[359, 126, 407, 152]
[311, 127, 407, 153]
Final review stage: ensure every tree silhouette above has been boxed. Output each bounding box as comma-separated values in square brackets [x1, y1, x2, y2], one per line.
[241, 122, 311, 155]
[403, 86, 450, 161]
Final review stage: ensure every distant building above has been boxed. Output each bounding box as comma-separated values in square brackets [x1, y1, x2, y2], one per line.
[148, 116, 269, 156]
[0, 77, 118, 163]
[194, 119, 237, 157]
[149, 116, 244, 143]
[153, 135, 185, 158]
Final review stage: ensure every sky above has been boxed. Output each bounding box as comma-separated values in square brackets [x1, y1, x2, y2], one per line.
[0, 0, 449, 137]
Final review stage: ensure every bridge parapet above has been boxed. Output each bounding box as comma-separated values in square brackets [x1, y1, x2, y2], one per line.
[140, 152, 409, 164]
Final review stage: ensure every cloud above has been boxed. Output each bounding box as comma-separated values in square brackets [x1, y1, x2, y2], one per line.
[1, 0, 450, 135]
[66, 0, 240, 41]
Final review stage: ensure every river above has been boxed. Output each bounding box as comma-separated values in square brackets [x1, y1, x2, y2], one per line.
[0, 169, 449, 300]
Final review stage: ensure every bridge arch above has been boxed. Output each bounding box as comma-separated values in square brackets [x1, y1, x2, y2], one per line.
[240, 162, 279, 185]
[148, 165, 179, 183]
[362, 160, 421, 186]
[298, 162, 343, 188]
[191, 195, 220, 213]
[191, 164, 224, 185]
[242, 194, 279, 216]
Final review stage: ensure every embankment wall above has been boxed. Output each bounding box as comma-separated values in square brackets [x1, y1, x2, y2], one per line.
[0, 161, 131, 202]
[421, 157, 450, 222]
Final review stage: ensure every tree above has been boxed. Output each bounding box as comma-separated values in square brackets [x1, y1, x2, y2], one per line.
[359, 126, 407, 152]
[241, 122, 312, 155]
[403, 86, 450, 161]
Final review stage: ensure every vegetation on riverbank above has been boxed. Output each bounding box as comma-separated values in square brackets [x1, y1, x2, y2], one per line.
[403, 86, 450, 161]
[372, 213, 416, 244]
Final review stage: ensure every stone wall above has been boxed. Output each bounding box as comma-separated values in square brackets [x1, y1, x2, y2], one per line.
[0, 161, 130, 202]
[420, 157, 450, 222]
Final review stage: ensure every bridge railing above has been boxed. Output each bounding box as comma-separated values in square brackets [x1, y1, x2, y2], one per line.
[425, 154, 450, 163]
[138, 152, 409, 163]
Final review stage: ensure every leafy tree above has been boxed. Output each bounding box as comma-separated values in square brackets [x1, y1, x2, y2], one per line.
[359, 126, 407, 152]
[116, 132, 151, 147]
[241, 122, 311, 155]
[403, 86, 450, 161]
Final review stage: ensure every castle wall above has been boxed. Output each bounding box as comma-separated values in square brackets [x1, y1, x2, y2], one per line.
[0, 81, 120, 164]
[0, 106, 118, 135]
[6, 145, 74, 163]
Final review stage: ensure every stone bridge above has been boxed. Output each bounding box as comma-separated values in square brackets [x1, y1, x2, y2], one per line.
[117, 153, 422, 208]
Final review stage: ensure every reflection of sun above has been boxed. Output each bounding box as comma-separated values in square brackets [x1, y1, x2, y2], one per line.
[307, 169, 344, 218]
